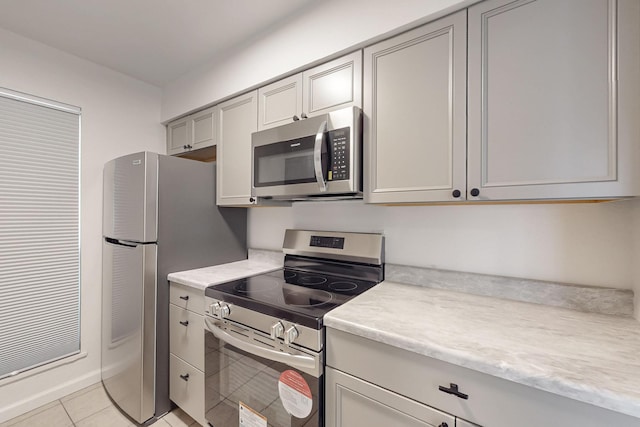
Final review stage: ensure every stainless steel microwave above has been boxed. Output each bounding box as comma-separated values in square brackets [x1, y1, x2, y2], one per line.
[251, 106, 362, 200]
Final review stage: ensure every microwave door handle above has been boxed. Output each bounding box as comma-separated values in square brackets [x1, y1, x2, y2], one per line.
[313, 120, 328, 192]
[204, 318, 318, 374]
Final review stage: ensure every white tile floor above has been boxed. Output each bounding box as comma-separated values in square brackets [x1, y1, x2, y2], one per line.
[0, 382, 198, 427]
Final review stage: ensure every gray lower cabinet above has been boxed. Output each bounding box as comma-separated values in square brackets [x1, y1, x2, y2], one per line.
[326, 328, 639, 427]
[215, 90, 258, 206]
[467, 0, 640, 201]
[169, 282, 205, 426]
[326, 367, 455, 427]
[364, 10, 467, 204]
[166, 106, 215, 156]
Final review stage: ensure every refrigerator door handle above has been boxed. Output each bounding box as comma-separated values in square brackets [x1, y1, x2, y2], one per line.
[105, 237, 138, 247]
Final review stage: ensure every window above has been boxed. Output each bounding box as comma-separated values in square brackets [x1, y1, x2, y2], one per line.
[0, 88, 80, 379]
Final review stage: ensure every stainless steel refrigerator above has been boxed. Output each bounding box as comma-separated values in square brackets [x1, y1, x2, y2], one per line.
[101, 152, 246, 424]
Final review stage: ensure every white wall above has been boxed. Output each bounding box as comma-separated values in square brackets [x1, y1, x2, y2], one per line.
[161, 0, 478, 121]
[249, 200, 635, 290]
[0, 28, 164, 422]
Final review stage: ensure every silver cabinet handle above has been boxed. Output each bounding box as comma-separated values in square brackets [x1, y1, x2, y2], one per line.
[204, 318, 316, 373]
[313, 120, 328, 192]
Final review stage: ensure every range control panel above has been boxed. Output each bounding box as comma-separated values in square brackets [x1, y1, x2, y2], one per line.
[328, 127, 350, 181]
[309, 235, 345, 249]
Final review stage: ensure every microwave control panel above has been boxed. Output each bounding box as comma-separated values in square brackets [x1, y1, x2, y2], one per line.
[329, 127, 350, 181]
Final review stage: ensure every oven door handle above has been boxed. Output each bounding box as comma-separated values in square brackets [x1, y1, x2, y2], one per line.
[205, 318, 317, 373]
[313, 120, 328, 192]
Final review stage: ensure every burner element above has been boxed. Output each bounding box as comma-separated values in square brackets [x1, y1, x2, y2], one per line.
[283, 289, 333, 307]
[329, 281, 358, 292]
[234, 278, 279, 293]
[297, 275, 328, 286]
[284, 271, 297, 279]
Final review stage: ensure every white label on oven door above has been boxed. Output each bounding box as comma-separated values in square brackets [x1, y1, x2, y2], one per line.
[278, 370, 313, 418]
[239, 401, 267, 427]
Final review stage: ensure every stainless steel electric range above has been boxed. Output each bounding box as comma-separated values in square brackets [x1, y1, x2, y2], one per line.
[203, 229, 384, 427]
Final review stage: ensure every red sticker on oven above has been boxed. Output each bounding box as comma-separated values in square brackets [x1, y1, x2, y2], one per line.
[278, 370, 313, 418]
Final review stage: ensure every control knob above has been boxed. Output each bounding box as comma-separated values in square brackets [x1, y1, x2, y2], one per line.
[270, 321, 284, 340]
[284, 325, 299, 345]
[219, 304, 231, 319]
[209, 302, 221, 316]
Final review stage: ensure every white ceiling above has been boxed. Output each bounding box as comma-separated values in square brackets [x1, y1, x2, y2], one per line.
[0, 0, 316, 86]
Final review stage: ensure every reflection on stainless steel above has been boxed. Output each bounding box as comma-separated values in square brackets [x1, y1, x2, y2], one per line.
[297, 275, 328, 286]
[282, 289, 333, 307]
[233, 279, 280, 293]
[329, 281, 358, 292]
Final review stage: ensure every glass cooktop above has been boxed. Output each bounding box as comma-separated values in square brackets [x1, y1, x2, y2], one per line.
[205, 268, 379, 328]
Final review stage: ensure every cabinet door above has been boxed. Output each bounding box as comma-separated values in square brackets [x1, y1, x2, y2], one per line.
[167, 118, 190, 155]
[326, 367, 455, 427]
[302, 51, 362, 118]
[364, 11, 467, 204]
[257, 74, 303, 130]
[169, 354, 205, 426]
[216, 91, 258, 206]
[467, 0, 634, 200]
[191, 106, 215, 150]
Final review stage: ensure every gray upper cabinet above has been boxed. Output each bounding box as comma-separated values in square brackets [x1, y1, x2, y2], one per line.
[364, 0, 639, 204]
[364, 11, 467, 204]
[166, 106, 215, 156]
[215, 91, 258, 206]
[467, 0, 640, 201]
[302, 51, 362, 118]
[167, 120, 189, 156]
[191, 107, 215, 150]
[257, 74, 303, 131]
[257, 52, 362, 131]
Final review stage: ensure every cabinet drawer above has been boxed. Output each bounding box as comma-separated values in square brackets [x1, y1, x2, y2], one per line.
[170, 354, 204, 425]
[169, 304, 204, 370]
[169, 282, 205, 314]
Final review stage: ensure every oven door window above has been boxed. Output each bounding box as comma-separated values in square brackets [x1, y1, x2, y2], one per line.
[253, 134, 328, 188]
[205, 331, 321, 427]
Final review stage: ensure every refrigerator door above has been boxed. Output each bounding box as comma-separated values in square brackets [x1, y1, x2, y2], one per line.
[103, 152, 158, 242]
[101, 238, 157, 424]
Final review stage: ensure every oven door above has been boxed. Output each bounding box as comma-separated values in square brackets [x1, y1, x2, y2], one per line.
[204, 318, 322, 427]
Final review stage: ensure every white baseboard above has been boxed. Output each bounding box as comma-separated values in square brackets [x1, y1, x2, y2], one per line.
[0, 369, 101, 423]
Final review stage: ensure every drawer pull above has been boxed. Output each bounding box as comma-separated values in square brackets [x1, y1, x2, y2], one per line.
[179, 373, 189, 381]
[179, 320, 189, 327]
[179, 295, 189, 301]
[438, 383, 468, 400]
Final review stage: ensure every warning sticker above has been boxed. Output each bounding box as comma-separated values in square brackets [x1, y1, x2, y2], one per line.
[239, 401, 267, 427]
[278, 370, 313, 418]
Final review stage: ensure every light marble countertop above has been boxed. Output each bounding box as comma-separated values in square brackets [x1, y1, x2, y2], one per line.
[324, 280, 640, 418]
[167, 249, 283, 291]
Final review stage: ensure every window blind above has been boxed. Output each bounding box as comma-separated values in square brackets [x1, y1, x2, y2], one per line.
[0, 88, 80, 379]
